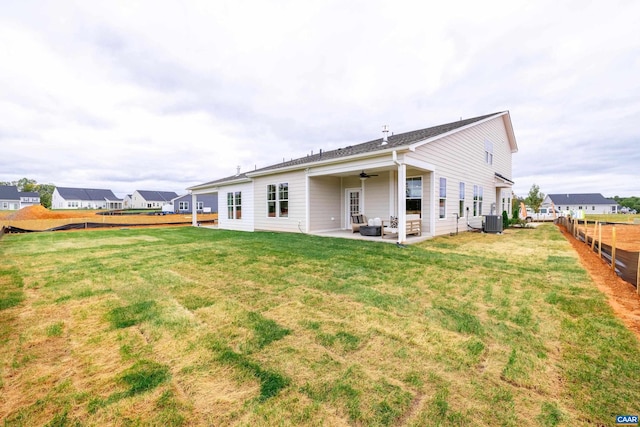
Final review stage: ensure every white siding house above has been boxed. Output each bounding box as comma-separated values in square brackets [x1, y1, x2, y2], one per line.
[0, 186, 40, 210]
[130, 190, 179, 209]
[188, 111, 518, 242]
[52, 187, 122, 209]
[543, 194, 619, 215]
[217, 181, 255, 232]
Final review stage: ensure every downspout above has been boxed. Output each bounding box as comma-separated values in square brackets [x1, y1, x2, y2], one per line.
[392, 151, 407, 244]
[305, 170, 310, 233]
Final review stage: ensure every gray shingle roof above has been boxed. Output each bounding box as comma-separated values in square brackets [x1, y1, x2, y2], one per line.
[256, 112, 501, 173]
[0, 185, 21, 200]
[56, 187, 120, 201]
[191, 112, 503, 189]
[547, 193, 617, 205]
[136, 190, 179, 202]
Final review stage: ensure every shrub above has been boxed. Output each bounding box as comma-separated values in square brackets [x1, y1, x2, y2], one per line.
[502, 211, 509, 230]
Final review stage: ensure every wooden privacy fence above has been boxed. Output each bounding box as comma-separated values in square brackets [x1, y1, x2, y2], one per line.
[558, 217, 640, 292]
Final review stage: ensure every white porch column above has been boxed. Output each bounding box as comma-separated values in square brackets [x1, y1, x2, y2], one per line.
[430, 174, 436, 237]
[305, 172, 310, 233]
[397, 163, 407, 243]
[360, 179, 366, 214]
[191, 193, 198, 226]
[388, 171, 395, 216]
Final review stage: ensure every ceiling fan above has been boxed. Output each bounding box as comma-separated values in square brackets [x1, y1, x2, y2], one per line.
[359, 170, 379, 179]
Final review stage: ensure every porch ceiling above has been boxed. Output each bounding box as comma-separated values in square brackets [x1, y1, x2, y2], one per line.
[306, 154, 435, 179]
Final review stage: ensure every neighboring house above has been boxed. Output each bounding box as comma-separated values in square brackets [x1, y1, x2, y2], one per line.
[1, 185, 22, 210]
[130, 190, 179, 209]
[543, 193, 619, 214]
[188, 111, 518, 242]
[0, 185, 41, 210]
[123, 194, 133, 209]
[52, 187, 123, 209]
[169, 193, 218, 213]
[20, 191, 40, 207]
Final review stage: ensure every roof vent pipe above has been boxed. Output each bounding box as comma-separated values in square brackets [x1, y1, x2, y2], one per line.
[382, 125, 389, 145]
[236, 165, 241, 176]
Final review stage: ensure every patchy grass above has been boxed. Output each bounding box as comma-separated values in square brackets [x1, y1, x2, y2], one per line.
[1, 225, 639, 425]
[0, 266, 24, 310]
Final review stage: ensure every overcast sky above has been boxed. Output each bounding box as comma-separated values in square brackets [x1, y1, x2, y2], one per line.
[1, 0, 638, 199]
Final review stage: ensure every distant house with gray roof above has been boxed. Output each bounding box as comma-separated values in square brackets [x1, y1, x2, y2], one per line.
[168, 193, 218, 214]
[131, 190, 179, 209]
[52, 187, 122, 210]
[0, 185, 41, 210]
[543, 193, 619, 214]
[123, 194, 133, 209]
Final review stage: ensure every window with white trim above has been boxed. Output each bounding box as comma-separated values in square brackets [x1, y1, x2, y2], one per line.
[406, 177, 422, 214]
[179, 201, 189, 210]
[279, 183, 288, 217]
[196, 201, 204, 210]
[439, 177, 447, 219]
[473, 185, 483, 216]
[227, 192, 242, 219]
[484, 140, 493, 165]
[267, 183, 289, 218]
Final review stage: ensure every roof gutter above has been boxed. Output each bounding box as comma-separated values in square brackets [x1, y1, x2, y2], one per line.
[187, 176, 251, 191]
[392, 150, 401, 166]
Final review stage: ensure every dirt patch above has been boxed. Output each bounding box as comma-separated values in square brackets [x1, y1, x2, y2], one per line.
[7, 205, 82, 220]
[576, 222, 640, 251]
[559, 224, 640, 340]
[1, 206, 218, 231]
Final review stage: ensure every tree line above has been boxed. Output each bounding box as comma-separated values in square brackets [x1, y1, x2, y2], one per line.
[1, 178, 55, 208]
[613, 196, 640, 213]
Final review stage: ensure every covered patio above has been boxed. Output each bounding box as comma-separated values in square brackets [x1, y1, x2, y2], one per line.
[306, 151, 436, 244]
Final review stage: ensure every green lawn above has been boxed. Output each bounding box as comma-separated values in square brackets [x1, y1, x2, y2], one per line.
[1, 225, 639, 426]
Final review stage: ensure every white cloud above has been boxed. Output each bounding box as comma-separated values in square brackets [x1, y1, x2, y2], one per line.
[1, 0, 639, 199]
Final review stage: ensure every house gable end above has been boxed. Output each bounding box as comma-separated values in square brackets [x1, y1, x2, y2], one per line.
[408, 112, 517, 153]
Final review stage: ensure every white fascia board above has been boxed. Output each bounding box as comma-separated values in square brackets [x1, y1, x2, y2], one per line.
[187, 178, 250, 192]
[501, 112, 519, 153]
[401, 154, 436, 172]
[306, 156, 398, 177]
[408, 112, 507, 152]
[190, 186, 220, 195]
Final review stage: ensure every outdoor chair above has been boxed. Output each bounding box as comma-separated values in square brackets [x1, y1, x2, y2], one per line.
[382, 215, 422, 238]
[351, 214, 367, 233]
